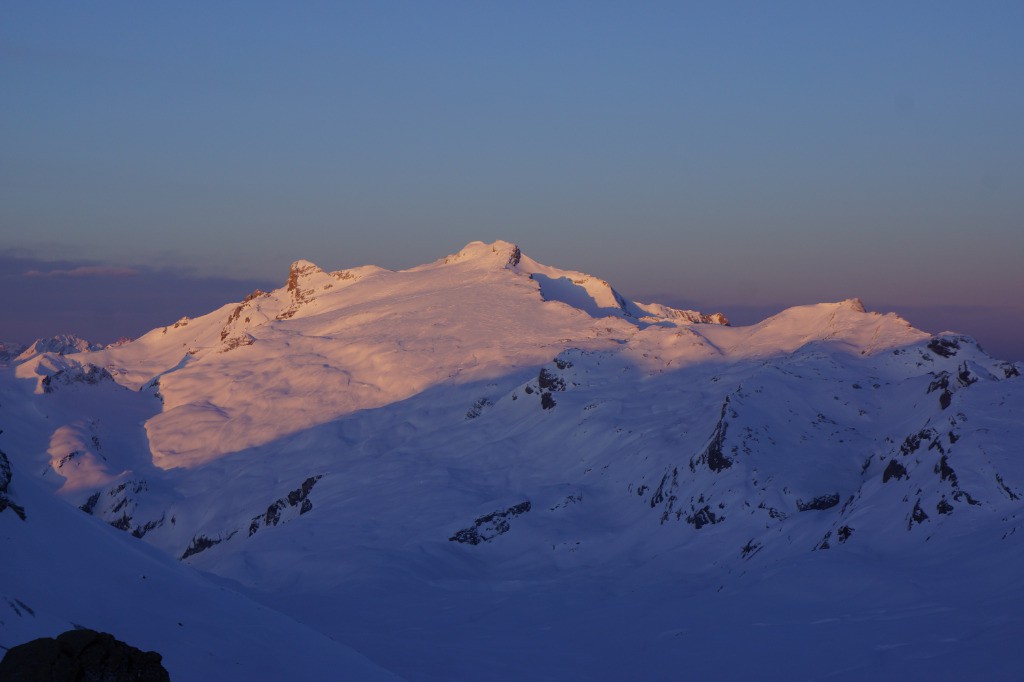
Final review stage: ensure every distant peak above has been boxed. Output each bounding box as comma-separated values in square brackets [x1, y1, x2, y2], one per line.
[443, 240, 523, 269]
[842, 298, 866, 313]
[285, 260, 325, 292]
[15, 334, 100, 362]
[288, 259, 323, 275]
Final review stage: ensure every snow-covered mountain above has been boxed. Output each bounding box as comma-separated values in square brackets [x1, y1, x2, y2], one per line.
[2, 240, 1022, 680]
[0, 343, 29, 371]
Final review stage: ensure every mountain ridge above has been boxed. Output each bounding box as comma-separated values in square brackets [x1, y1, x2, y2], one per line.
[2, 240, 1022, 680]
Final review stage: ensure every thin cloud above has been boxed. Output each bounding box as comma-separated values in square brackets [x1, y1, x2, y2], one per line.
[25, 266, 141, 278]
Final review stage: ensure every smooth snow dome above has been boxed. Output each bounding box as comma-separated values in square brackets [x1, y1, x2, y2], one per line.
[2, 241, 1022, 681]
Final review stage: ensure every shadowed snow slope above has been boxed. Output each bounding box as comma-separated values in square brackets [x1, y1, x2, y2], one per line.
[0, 449, 397, 680]
[2, 240, 1022, 681]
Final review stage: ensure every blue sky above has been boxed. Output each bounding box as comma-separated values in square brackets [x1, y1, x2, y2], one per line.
[2, 2, 1022, 358]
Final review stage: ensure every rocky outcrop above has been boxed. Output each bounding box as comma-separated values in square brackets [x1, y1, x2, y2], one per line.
[884, 424, 985, 512]
[449, 501, 531, 545]
[0, 449, 26, 521]
[41, 364, 114, 393]
[995, 473, 1020, 501]
[796, 493, 840, 512]
[219, 289, 268, 342]
[689, 399, 733, 473]
[506, 245, 522, 267]
[181, 533, 234, 559]
[908, 499, 929, 529]
[882, 459, 908, 483]
[927, 372, 953, 409]
[927, 337, 960, 358]
[465, 397, 493, 419]
[248, 475, 323, 537]
[277, 260, 329, 320]
[0, 628, 169, 681]
[220, 333, 256, 353]
[80, 480, 165, 538]
[168, 476, 326, 560]
[686, 504, 721, 529]
[537, 367, 566, 410]
[14, 335, 100, 362]
[519, 359, 574, 411]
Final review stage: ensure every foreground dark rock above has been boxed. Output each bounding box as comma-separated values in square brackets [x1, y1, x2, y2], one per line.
[0, 628, 170, 681]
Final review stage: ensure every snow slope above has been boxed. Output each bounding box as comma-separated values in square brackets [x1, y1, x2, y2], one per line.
[0, 448, 398, 680]
[2, 240, 1022, 680]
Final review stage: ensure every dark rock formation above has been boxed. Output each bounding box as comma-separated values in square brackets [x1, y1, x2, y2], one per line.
[535, 366, 567, 410]
[109, 512, 133, 531]
[465, 397, 493, 419]
[249, 475, 323, 537]
[927, 337, 960, 358]
[181, 534, 223, 560]
[0, 628, 169, 681]
[0, 449, 26, 520]
[995, 473, 1020, 501]
[41, 365, 114, 394]
[537, 368, 565, 392]
[80, 480, 166, 539]
[899, 429, 937, 457]
[220, 334, 255, 353]
[449, 501, 531, 545]
[277, 261, 322, 319]
[689, 399, 732, 473]
[927, 372, 952, 409]
[957, 362, 978, 387]
[506, 245, 522, 267]
[938, 389, 952, 410]
[131, 516, 165, 539]
[909, 499, 929, 529]
[79, 492, 101, 515]
[740, 539, 762, 559]
[796, 493, 840, 512]
[952, 489, 981, 506]
[882, 460, 908, 483]
[758, 501, 787, 521]
[935, 455, 958, 486]
[686, 505, 720, 530]
[649, 470, 675, 509]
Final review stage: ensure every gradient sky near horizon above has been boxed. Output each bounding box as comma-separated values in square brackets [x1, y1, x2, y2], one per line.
[2, 3, 1022, 359]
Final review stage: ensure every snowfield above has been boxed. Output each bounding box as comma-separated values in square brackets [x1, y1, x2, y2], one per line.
[2, 240, 1022, 680]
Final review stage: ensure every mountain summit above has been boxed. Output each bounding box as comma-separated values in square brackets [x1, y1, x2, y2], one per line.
[51, 241, 733, 468]
[2, 240, 1021, 680]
